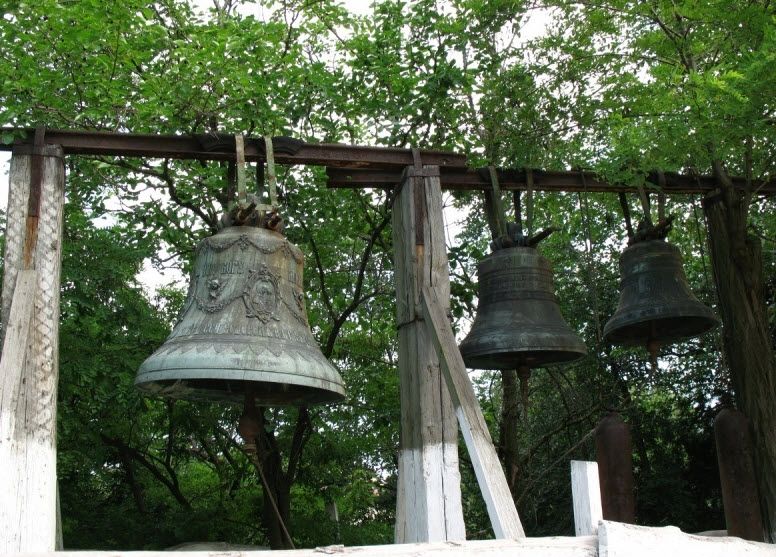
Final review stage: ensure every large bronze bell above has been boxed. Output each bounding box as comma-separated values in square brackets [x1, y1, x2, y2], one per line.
[135, 224, 346, 406]
[459, 245, 587, 370]
[603, 239, 719, 348]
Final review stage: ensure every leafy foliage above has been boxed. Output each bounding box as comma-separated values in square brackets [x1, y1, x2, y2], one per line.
[1, 0, 774, 548]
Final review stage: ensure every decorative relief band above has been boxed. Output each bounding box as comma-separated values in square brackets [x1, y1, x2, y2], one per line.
[198, 233, 303, 264]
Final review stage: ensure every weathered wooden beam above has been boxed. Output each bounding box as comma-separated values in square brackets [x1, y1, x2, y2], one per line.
[327, 167, 776, 195]
[2, 128, 466, 168]
[0, 271, 38, 409]
[0, 145, 65, 552]
[391, 166, 466, 542]
[571, 461, 604, 536]
[598, 520, 775, 557]
[421, 284, 526, 540]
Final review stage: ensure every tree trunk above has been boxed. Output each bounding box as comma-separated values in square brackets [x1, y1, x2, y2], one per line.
[260, 458, 291, 550]
[255, 411, 294, 550]
[499, 369, 521, 496]
[704, 192, 776, 542]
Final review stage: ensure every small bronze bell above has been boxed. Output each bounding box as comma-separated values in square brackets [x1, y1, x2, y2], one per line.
[459, 245, 586, 370]
[603, 239, 719, 348]
[135, 223, 346, 406]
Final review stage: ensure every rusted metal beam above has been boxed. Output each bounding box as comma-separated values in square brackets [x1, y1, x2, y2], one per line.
[1, 128, 467, 169]
[2, 127, 772, 194]
[327, 167, 776, 194]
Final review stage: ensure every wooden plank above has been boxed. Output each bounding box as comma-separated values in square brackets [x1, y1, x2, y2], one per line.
[391, 166, 465, 542]
[571, 461, 604, 536]
[17, 536, 598, 557]
[420, 285, 526, 539]
[1, 149, 32, 341]
[598, 520, 774, 557]
[0, 146, 65, 553]
[0, 271, 37, 410]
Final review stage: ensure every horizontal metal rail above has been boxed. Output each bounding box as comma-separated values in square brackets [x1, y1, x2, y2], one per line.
[2, 128, 771, 194]
[1, 128, 466, 169]
[326, 167, 775, 195]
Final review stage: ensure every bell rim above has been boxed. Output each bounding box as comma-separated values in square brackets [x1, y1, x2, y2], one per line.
[461, 346, 587, 370]
[603, 310, 720, 345]
[135, 367, 346, 406]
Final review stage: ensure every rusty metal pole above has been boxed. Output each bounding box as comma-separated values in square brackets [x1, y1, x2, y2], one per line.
[714, 407, 764, 541]
[595, 412, 636, 523]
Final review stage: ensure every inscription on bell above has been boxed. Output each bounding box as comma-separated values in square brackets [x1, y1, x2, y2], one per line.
[176, 321, 312, 344]
[482, 270, 550, 294]
[201, 260, 246, 277]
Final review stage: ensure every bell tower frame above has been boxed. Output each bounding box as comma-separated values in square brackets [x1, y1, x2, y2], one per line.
[0, 128, 772, 554]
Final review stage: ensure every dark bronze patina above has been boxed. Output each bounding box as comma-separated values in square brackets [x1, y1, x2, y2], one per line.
[135, 224, 345, 406]
[603, 239, 719, 349]
[459, 245, 586, 370]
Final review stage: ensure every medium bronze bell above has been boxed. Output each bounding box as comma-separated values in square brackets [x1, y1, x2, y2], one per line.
[135, 224, 346, 406]
[603, 239, 719, 347]
[459, 246, 586, 370]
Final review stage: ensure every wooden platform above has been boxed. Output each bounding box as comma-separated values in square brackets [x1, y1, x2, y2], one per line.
[10, 523, 775, 556]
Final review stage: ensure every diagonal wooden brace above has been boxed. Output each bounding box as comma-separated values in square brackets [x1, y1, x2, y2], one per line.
[420, 285, 526, 539]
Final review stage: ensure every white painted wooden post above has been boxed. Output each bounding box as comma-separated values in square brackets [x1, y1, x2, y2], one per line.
[571, 460, 603, 536]
[392, 165, 466, 542]
[0, 144, 66, 553]
[421, 285, 526, 539]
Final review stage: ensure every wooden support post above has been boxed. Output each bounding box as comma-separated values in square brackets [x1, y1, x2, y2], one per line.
[420, 285, 525, 539]
[392, 165, 466, 542]
[571, 461, 603, 536]
[0, 144, 65, 553]
[595, 413, 636, 524]
[714, 408, 763, 541]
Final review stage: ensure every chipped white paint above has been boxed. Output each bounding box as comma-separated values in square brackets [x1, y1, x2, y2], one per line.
[0, 147, 65, 553]
[20, 536, 599, 557]
[599, 520, 775, 557]
[571, 461, 603, 536]
[421, 285, 525, 539]
[392, 166, 465, 542]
